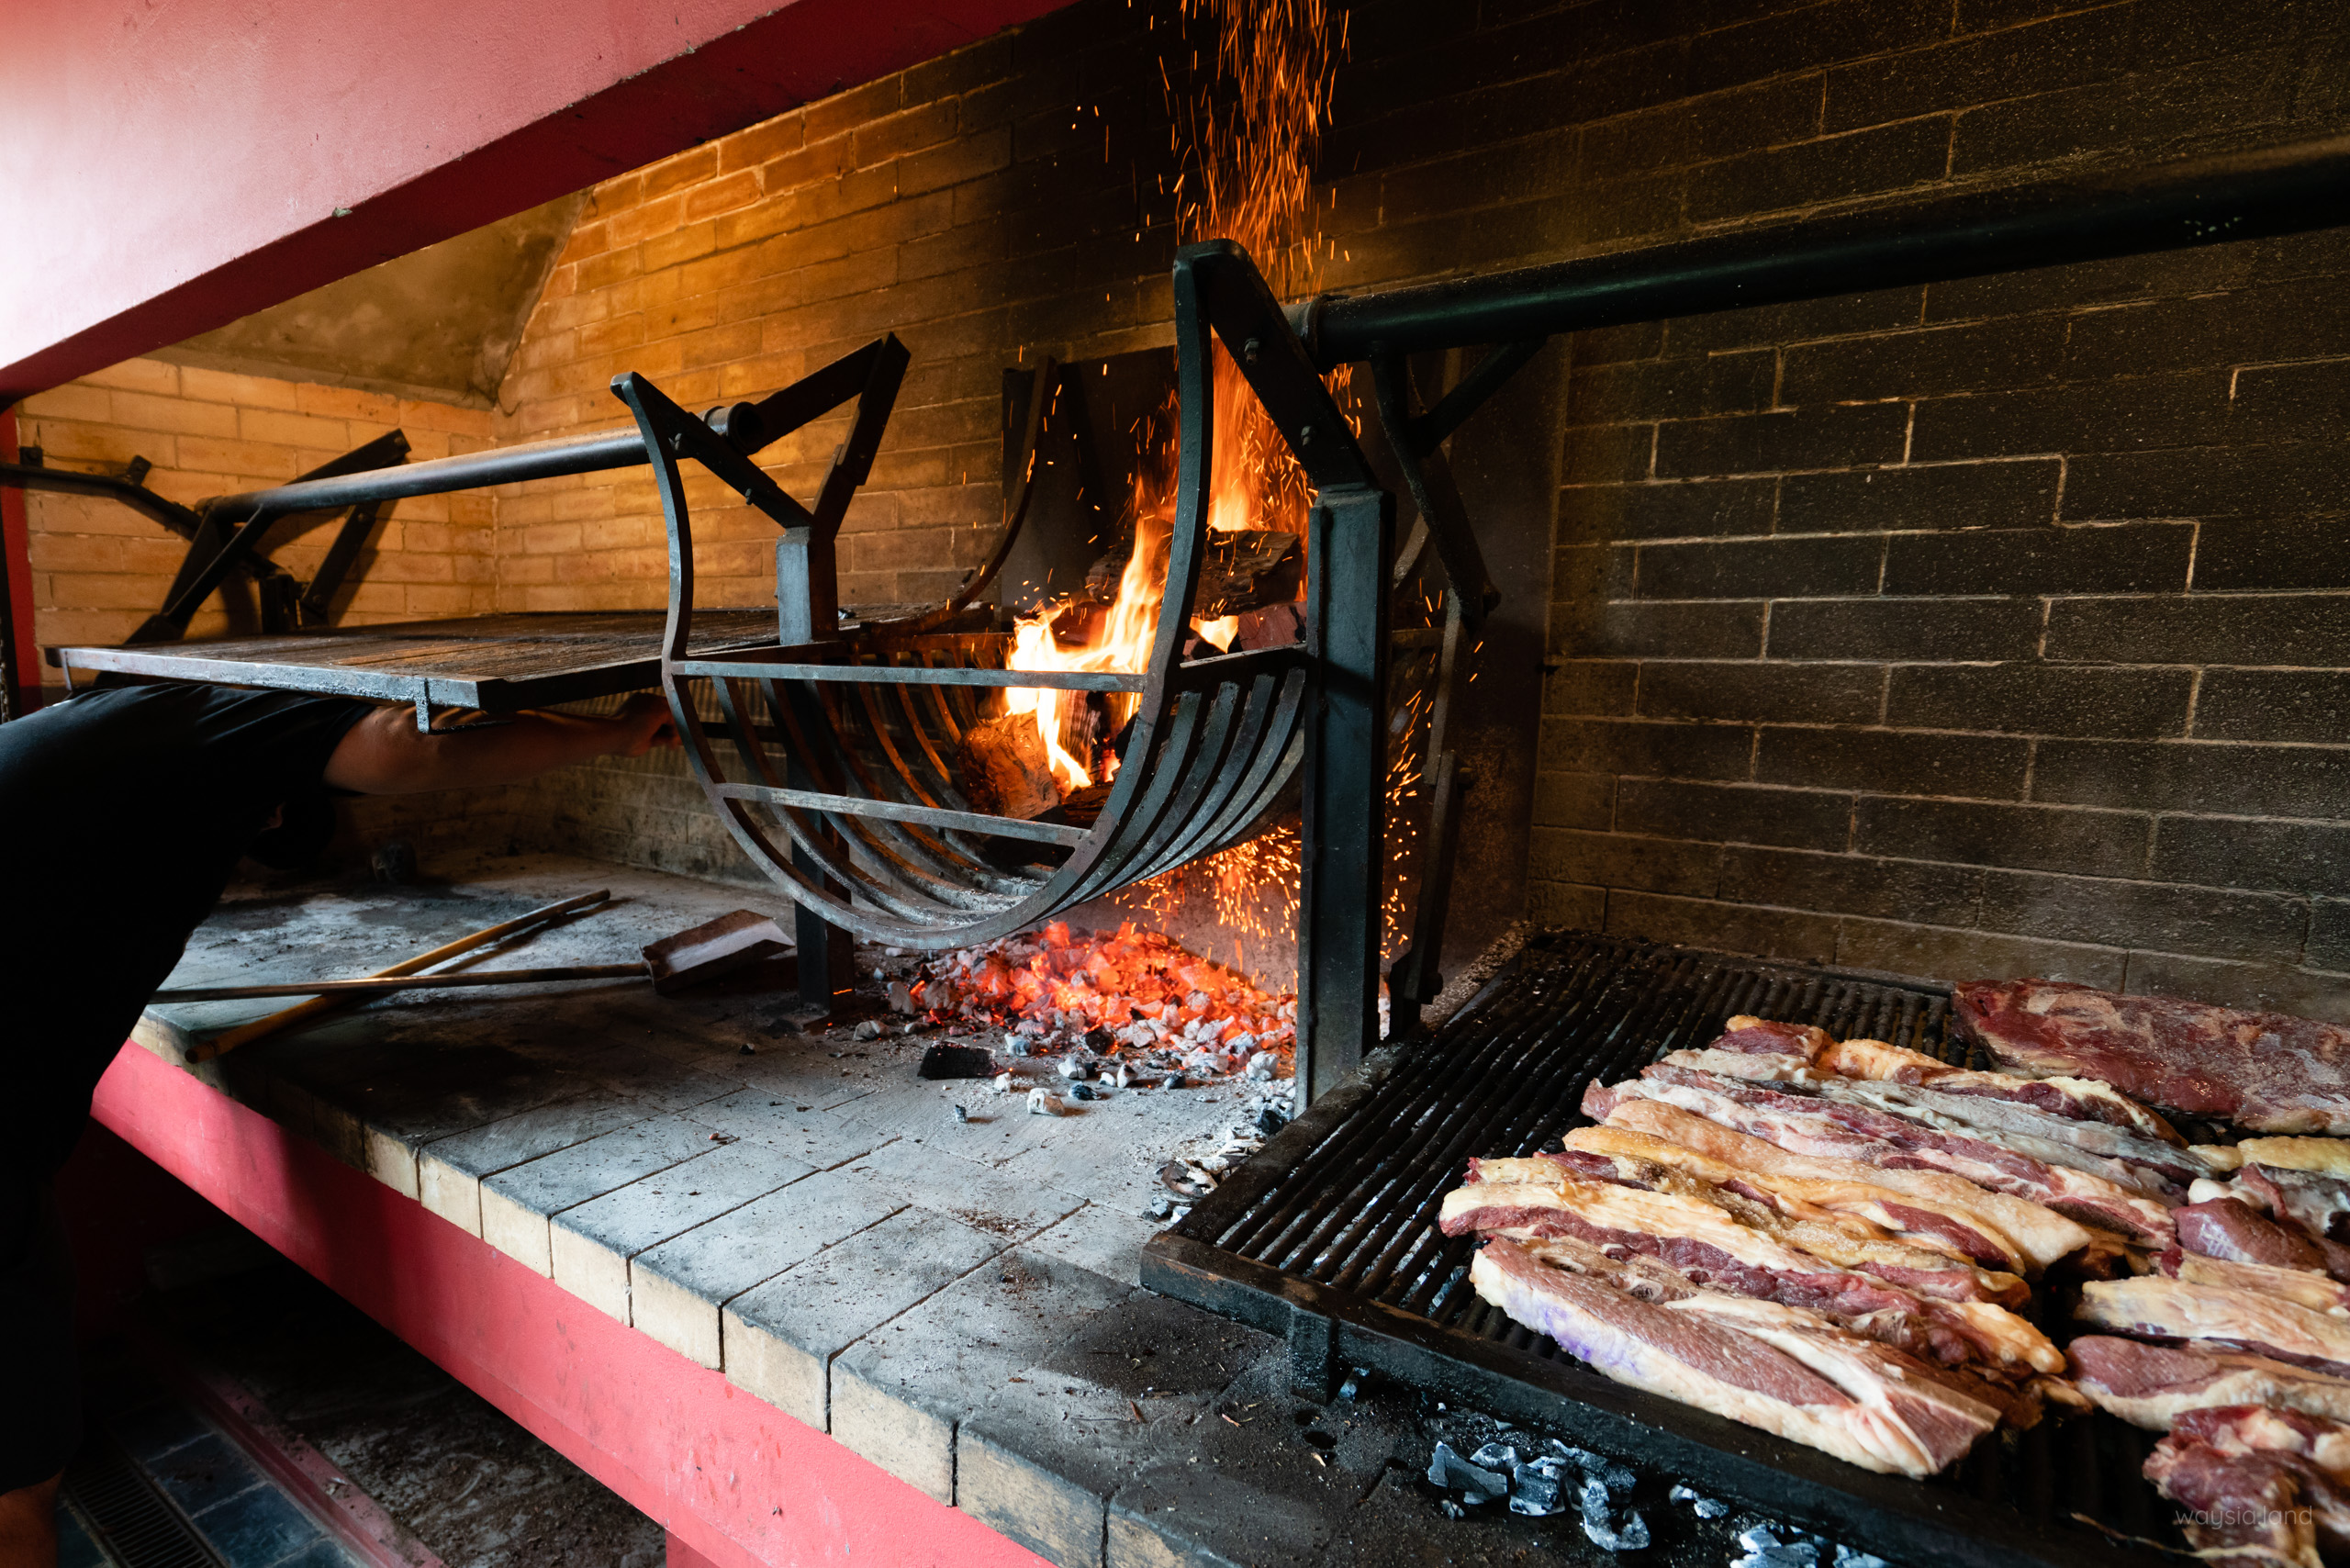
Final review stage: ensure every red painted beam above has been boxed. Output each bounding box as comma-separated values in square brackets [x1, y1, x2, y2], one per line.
[90, 1043, 1052, 1568]
[0, 0, 1069, 405]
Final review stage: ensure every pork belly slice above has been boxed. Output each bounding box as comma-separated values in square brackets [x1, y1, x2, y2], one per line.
[1591, 1065, 2176, 1247]
[1468, 1238, 1992, 1477]
[1812, 1078, 2196, 1195]
[1558, 1126, 2031, 1275]
[2159, 1248, 2350, 1315]
[2079, 1279, 2350, 1382]
[1954, 979, 2350, 1137]
[1595, 1097, 2095, 1273]
[1818, 1037, 2184, 1144]
[2073, 1337, 2350, 1430]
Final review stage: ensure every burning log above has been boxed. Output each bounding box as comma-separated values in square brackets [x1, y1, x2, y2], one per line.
[1086, 528, 1302, 618]
[957, 711, 1063, 819]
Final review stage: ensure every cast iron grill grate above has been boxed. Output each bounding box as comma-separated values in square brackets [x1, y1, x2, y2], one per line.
[1143, 928, 2187, 1568]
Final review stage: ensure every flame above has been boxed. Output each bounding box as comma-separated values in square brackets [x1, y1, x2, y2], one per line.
[1002, 0, 1342, 803]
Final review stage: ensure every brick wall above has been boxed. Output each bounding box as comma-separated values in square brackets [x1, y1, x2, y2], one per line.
[12, 360, 495, 652]
[1398, 0, 2350, 1016]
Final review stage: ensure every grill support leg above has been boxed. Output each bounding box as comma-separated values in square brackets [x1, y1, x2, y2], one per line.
[1300, 483, 1393, 1105]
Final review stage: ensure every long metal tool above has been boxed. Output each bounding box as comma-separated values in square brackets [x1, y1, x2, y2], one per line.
[181, 889, 610, 1060]
[157, 964, 650, 1002]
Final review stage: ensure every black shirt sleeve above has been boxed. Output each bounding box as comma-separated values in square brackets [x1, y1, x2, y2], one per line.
[0, 683, 375, 1182]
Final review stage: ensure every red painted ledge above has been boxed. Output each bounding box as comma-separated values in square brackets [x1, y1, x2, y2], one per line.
[89, 1040, 1048, 1568]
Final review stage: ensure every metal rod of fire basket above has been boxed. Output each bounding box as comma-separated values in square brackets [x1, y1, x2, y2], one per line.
[1288, 133, 2350, 366]
[1176, 241, 1396, 1106]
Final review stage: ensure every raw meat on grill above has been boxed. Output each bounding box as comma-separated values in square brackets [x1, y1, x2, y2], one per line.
[2214, 1138, 2350, 1182]
[2238, 1164, 2350, 1244]
[2147, 1406, 2350, 1568]
[1512, 1233, 2053, 1403]
[1448, 1153, 2054, 1372]
[1954, 979, 2350, 1136]
[2078, 1278, 2350, 1381]
[1656, 1014, 1834, 1083]
[2072, 1337, 2350, 1430]
[2159, 1248, 2350, 1315]
[1587, 1064, 2176, 1247]
[1809, 1077, 2196, 1195]
[2180, 1197, 2333, 1273]
[2147, 1442, 2330, 1568]
[1438, 1170, 2029, 1312]
[1467, 1238, 1997, 1477]
[1810, 1035, 2188, 1145]
[1559, 1126, 2032, 1274]
[1595, 1098, 2097, 1272]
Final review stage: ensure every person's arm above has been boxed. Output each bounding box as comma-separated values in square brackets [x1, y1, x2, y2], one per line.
[323, 692, 679, 795]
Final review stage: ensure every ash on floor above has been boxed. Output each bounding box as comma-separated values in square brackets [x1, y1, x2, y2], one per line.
[150, 1249, 666, 1568]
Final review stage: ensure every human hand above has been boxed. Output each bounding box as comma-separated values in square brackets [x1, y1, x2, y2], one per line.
[611, 691, 681, 757]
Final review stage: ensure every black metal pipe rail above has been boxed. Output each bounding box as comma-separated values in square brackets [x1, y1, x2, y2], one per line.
[1290, 134, 2350, 366]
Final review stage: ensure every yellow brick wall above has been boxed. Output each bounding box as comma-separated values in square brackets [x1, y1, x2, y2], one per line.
[488, 17, 1178, 614]
[14, 359, 497, 655]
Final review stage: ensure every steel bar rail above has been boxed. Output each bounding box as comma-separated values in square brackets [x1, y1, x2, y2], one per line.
[1290, 134, 2350, 366]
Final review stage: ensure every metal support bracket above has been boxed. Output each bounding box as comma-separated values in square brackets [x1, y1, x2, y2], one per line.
[615, 338, 910, 1009]
[130, 429, 414, 644]
[1173, 240, 1393, 1107]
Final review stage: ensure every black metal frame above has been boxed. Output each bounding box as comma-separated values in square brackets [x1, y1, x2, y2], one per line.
[0, 431, 414, 649]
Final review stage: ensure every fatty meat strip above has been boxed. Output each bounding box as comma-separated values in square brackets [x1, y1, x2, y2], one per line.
[1586, 1064, 2176, 1246]
[1440, 1157, 2057, 1375]
[2071, 1337, 2350, 1430]
[1467, 1238, 1995, 1478]
[1595, 1099, 2096, 1273]
[2078, 1278, 2350, 1382]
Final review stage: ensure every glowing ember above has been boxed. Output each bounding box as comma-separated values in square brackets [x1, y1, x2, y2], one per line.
[912, 920, 1295, 1083]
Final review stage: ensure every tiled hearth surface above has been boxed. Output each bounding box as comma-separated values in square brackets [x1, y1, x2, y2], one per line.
[131, 850, 1824, 1567]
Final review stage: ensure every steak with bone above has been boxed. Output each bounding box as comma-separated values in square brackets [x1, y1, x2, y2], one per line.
[2147, 1406, 2350, 1568]
[1816, 1036, 2185, 1144]
[2072, 1336, 2350, 1430]
[1596, 1098, 2096, 1272]
[1587, 1065, 2176, 1246]
[1448, 1155, 2053, 1372]
[1954, 979, 2350, 1136]
[1467, 1238, 1997, 1477]
[2078, 1278, 2350, 1382]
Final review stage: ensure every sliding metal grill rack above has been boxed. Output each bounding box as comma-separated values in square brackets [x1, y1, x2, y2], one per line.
[1144, 930, 2185, 1568]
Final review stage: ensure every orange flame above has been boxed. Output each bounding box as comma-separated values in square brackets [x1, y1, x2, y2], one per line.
[1002, 0, 1343, 808]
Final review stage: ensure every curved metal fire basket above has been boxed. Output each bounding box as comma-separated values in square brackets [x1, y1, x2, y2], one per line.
[620, 245, 1412, 950]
